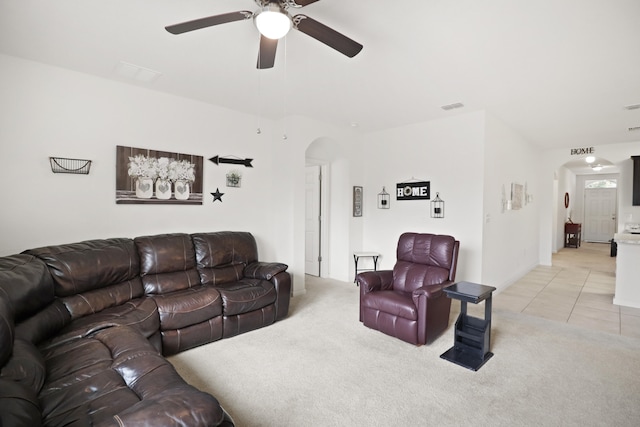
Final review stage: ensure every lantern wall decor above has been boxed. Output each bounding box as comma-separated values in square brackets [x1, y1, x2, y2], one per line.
[431, 192, 445, 218]
[378, 187, 390, 209]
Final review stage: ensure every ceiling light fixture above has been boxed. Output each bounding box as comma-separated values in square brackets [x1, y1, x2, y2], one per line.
[591, 164, 603, 171]
[585, 156, 596, 164]
[255, 5, 291, 40]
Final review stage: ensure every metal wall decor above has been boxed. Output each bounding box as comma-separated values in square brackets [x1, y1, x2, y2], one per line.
[209, 155, 253, 167]
[377, 187, 390, 209]
[49, 157, 92, 175]
[431, 192, 445, 218]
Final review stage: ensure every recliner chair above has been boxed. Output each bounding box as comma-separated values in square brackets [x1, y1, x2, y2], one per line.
[357, 232, 459, 345]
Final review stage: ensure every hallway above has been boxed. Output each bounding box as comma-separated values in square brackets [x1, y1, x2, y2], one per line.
[492, 242, 640, 339]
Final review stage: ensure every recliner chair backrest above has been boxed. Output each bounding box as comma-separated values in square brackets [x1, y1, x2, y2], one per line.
[392, 233, 458, 292]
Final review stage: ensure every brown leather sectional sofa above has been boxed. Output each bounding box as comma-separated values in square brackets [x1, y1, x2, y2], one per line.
[0, 231, 291, 426]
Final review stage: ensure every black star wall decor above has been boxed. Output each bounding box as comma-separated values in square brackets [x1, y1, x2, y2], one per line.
[211, 188, 224, 203]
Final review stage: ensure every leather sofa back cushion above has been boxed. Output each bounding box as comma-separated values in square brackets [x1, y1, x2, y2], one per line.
[135, 233, 201, 294]
[192, 231, 258, 268]
[396, 233, 456, 269]
[59, 278, 145, 319]
[0, 254, 54, 322]
[392, 261, 451, 292]
[26, 239, 140, 297]
[393, 233, 456, 292]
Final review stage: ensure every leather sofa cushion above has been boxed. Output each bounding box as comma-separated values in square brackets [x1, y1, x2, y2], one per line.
[0, 379, 42, 427]
[0, 296, 12, 367]
[0, 254, 54, 322]
[135, 233, 196, 275]
[61, 277, 145, 320]
[15, 300, 70, 345]
[152, 285, 223, 330]
[392, 261, 451, 293]
[192, 232, 259, 267]
[41, 297, 160, 348]
[362, 290, 418, 320]
[396, 233, 456, 268]
[135, 233, 201, 294]
[0, 339, 46, 394]
[39, 325, 225, 426]
[26, 238, 140, 297]
[199, 264, 244, 286]
[216, 279, 277, 316]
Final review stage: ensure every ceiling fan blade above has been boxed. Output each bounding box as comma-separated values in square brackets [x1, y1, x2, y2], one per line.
[257, 36, 278, 69]
[292, 14, 363, 58]
[288, 0, 321, 6]
[165, 11, 253, 35]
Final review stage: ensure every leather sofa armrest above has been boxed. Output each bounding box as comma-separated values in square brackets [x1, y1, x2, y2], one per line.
[244, 262, 288, 280]
[357, 270, 393, 293]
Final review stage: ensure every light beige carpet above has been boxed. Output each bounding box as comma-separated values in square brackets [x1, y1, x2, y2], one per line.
[169, 276, 640, 426]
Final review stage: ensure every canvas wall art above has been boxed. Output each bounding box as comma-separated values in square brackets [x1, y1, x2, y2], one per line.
[116, 145, 203, 205]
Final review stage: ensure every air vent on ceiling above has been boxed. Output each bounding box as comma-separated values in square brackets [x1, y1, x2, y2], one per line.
[624, 104, 640, 111]
[114, 61, 162, 83]
[441, 102, 464, 111]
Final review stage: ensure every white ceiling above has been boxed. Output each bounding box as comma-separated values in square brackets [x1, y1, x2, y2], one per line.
[1, 0, 640, 152]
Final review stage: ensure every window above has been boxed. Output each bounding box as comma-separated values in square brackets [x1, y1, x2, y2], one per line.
[585, 179, 617, 189]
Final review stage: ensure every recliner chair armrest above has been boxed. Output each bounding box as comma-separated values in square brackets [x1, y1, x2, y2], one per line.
[356, 270, 394, 293]
[244, 262, 288, 280]
[412, 280, 454, 300]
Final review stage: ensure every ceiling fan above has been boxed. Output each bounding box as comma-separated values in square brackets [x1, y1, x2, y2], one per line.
[165, 0, 363, 69]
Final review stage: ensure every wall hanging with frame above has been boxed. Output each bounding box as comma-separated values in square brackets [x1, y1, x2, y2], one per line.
[396, 179, 430, 201]
[116, 145, 203, 205]
[353, 186, 363, 217]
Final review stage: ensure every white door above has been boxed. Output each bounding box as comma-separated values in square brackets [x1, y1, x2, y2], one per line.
[305, 165, 321, 276]
[584, 188, 617, 242]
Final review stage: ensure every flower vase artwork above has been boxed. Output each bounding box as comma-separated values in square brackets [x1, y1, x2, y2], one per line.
[174, 180, 190, 200]
[155, 158, 172, 199]
[128, 155, 196, 201]
[170, 159, 196, 201]
[128, 155, 157, 199]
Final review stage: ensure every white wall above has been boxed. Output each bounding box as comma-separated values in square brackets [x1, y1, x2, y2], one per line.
[482, 113, 541, 289]
[359, 111, 486, 283]
[0, 54, 301, 284]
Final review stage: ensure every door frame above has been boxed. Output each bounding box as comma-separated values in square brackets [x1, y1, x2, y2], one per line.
[305, 160, 330, 278]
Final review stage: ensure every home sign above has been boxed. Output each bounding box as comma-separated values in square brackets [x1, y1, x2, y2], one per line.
[396, 181, 430, 201]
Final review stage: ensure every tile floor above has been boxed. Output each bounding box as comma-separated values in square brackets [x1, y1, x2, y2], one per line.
[489, 242, 640, 339]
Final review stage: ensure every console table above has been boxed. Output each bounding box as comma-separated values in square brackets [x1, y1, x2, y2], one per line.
[564, 223, 582, 248]
[353, 252, 380, 283]
[440, 281, 496, 371]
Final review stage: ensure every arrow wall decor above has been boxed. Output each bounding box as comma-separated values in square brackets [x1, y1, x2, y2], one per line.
[209, 155, 253, 168]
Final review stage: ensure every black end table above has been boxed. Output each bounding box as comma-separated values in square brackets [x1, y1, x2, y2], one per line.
[440, 281, 497, 371]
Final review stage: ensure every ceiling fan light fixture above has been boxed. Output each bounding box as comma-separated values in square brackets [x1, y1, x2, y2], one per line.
[255, 5, 291, 40]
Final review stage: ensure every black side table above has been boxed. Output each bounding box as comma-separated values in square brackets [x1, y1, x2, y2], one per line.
[440, 281, 497, 371]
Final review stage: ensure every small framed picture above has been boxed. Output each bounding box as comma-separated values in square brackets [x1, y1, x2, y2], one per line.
[353, 186, 363, 217]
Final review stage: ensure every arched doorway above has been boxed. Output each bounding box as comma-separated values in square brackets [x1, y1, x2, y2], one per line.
[557, 156, 620, 247]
